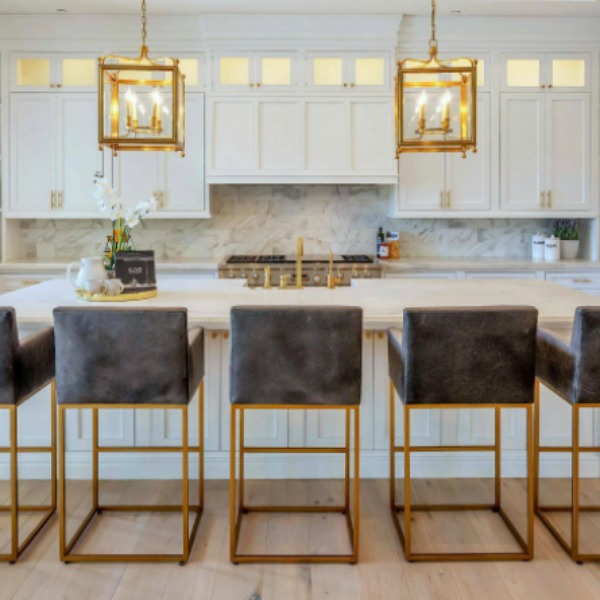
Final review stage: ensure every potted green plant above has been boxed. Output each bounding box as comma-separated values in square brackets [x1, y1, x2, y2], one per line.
[552, 220, 579, 260]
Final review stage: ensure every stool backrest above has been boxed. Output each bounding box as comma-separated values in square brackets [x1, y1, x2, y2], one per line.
[54, 307, 189, 405]
[571, 307, 600, 403]
[230, 306, 363, 406]
[402, 306, 538, 405]
[0, 308, 19, 404]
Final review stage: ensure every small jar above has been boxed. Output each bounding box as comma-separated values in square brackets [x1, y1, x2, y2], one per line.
[531, 233, 546, 261]
[544, 235, 561, 261]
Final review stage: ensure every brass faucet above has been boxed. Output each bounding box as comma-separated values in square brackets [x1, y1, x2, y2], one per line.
[327, 251, 336, 289]
[296, 237, 304, 289]
[279, 274, 290, 289]
[263, 266, 272, 289]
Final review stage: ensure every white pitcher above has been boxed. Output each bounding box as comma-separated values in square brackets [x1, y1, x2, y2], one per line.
[67, 257, 106, 289]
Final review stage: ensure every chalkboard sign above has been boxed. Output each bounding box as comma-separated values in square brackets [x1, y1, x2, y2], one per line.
[115, 251, 157, 292]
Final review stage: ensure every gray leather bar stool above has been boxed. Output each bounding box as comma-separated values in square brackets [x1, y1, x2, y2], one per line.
[0, 308, 55, 563]
[535, 306, 600, 563]
[229, 306, 362, 564]
[53, 307, 204, 564]
[388, 306, 537, 562]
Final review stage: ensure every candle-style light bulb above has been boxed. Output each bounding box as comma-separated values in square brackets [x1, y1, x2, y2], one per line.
[125, 88, 137, 128]
[151, 89, 162, 132]
[416, 92, 427, 133]
[441, 91, 451, 131]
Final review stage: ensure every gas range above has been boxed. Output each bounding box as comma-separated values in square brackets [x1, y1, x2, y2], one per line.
[218, 254, 382, 287]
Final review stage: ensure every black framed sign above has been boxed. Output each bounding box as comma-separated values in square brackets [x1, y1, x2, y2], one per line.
[115, 251, 157, 292]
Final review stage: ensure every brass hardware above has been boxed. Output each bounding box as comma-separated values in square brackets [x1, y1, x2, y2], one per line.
[389, 379, 534, 562]
[256, 82, 262, 88]
[57, 190, 63, 209]
[547, 190, 552, 208]
[327, 251, 336, 289]
[540, 191, 545, 208]
[153, 190, 163, 209]
[249, 83, 255, 87]
[50, 191, 56, 209]
[56, 84, 63, 88]
[365, 332, 372, 339]
[296, 236, 304, 289]
[223, 331, 229, 340]
[279, 274, 290, 289]
[541, 84, 546, 89]
[439, 191, 444, 208]
[548, 84, 553, 88]
[21, 279, 42, 287]
[50, 84, 56, 89]
[230, 404, 360, 564]
[0, 382, 56, 563]
[350, 82, 355, 87]
[211, 331, 218, 339]
[377, 332, 385, 340]
[263, 266, 272, 289]
[534, 382, 600, 562]
[446, 190, 451, 208]
[343, 83, 348, 87]
[572, 278, 592, 283]
[58, 382, 205, 563]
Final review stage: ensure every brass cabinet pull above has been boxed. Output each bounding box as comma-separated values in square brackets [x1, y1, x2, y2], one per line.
[50, 190, 56, 209]
[21, 279, 41, 286]
[573, 278, 592, 284]
[350, 82, 356, 87]
[153, 190, 162, 209]
[541, 84, 546, 89]
[447, 190, 451, 208]
[540, 191, 545, 208]
[249, 82, 255, 87]
[547, 190, 552, 208]
[256, 82, 262, 87]
[439, 191, 444, 208]
[160, 191, 166, 208]
[343, 83, 348, 87]
[57, 190, 63, 209]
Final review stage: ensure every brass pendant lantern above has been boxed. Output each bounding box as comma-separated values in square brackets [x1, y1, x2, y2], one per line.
[396, 0, 477, 158]
[98, 0, 185, 156]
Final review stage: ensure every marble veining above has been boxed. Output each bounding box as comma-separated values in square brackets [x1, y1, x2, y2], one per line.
[18, 185, 554, 260]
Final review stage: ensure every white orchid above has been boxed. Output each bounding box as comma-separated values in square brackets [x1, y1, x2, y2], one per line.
[93, 179, 155, 228]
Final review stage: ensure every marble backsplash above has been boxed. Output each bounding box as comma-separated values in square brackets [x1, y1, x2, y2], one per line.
[18, 185, 557, 260]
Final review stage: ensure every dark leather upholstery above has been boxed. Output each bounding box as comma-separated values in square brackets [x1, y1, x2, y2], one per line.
[537, 307, 600, 404]
[389, 307, 538, 405]
[53, 308, 203, 406]
[230, 306, 362, 406]
[0, 307, 55, 405]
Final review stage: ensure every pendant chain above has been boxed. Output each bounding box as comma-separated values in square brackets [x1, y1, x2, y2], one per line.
[141, 0, 147, 48]
[429, 0, 437, 49]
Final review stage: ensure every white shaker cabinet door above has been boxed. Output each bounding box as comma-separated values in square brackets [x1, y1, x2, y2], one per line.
[445, 95, 490, 211]
[349, 100, 396, 174]
[56, 94, 103, 214]
[398, 152, 445, 211]
[161, 94, 206, 212]
[208, 99, 255, 173]
[304, 100, 347, 171]
[9, 94, 56, 213]
[257, 100, 302, 171]
[500, 94, 545, 211]
[118, 151, 160, 206]
[545, 93, 590, 211]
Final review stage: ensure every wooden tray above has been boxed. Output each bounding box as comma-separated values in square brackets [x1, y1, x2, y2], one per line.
[76, 289, 158, 303]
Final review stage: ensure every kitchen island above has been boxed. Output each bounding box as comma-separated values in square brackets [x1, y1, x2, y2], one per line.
[2, 277, 598, 481]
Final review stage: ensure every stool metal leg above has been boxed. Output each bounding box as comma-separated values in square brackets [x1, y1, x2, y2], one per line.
[390, 378, 534, 562]
[58, 385, 204, 564]
[0, 382, 57, 563]
[535, 382, 600, 562]
[230, 404, 360, 564]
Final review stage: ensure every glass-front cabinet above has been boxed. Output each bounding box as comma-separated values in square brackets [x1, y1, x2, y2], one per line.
[213, 52, 297, 92]
[11, 53, 97, 91]
[306, 52, 391, 92]
[501, 53, 590, 92]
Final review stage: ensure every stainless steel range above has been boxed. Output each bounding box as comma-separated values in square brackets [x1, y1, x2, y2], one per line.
[218, 254, 382, 288]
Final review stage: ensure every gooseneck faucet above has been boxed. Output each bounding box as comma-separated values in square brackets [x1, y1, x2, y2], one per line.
[296, 237, 304, 289]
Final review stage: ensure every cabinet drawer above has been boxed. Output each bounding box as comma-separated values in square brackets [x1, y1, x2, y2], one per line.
[384, 271, 457, 280]
[466, 271, 537, 280]
[545, 271, 600, 290]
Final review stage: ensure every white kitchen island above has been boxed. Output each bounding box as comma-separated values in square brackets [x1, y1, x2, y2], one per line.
[2, 277, 598, 481]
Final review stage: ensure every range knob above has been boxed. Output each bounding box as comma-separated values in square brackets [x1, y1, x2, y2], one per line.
[313, 274, 322, 284]
[251, 272, 259, 279]
[227, 270, 235, 279]
[364, 271, 372, 279]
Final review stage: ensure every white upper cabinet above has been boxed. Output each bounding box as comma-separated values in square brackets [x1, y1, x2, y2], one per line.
[10, 93, 102, 216]
[397, 96, 490, 213]
[11, 53, 97, 92]
[306, 52, 391, 93]
[213, 52, 297, 93]
[501, 53, 590, 92]
[500, 92, 590, 212]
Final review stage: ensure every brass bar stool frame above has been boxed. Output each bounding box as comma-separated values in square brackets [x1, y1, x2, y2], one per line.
[230, 404, 360, 564]
[389, 381, 535, 562]
[0, 382, 57, 563]
[58, 381, 204, 565]
[534, 378, 600, 563]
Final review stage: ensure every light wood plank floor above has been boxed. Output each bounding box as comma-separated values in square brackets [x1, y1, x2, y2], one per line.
[1, 478, 600, 600]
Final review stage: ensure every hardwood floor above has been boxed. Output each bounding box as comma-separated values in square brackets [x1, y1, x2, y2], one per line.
[1, 478, 600, 600]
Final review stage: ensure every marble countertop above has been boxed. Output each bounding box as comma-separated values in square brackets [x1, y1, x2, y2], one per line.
[3, 278, 597, 330]
[0, 258, 219, 273]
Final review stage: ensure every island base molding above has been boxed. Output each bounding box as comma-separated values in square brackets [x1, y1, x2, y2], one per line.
[1, 450, 598, 480]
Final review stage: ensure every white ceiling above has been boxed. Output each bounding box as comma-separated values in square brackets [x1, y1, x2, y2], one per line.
[2, 0, 600, 17]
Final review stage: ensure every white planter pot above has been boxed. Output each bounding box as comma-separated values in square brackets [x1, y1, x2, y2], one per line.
[560, 240, 579, 260]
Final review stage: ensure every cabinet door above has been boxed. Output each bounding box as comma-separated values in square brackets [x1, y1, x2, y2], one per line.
[347, 53, 390, 92]
[56, 54, 98, 91]
[501, 54, 544, 92]
[11, 54, 55, 91]
[208, 99, 255, 173]
[56, 94, 102, 214]
[213, 54, 253, 93]
[445, 95, 490, 211]
[398, 153, 445, 211]
[256, 54, 297, 92]
[258, 100, 302, 171]
[118, 152, 160, 206]
[349, 100, 395, 173]
[65, 409, 135, 452]
[548, 54, 590, 92]
[9, 94, 56, 213]
[161, 94, 206, 212]
[545, 93, 590, 211]
[305, 100, 346, 170]
[306, 53, 345, 92]
[500, 94, 545, 211]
